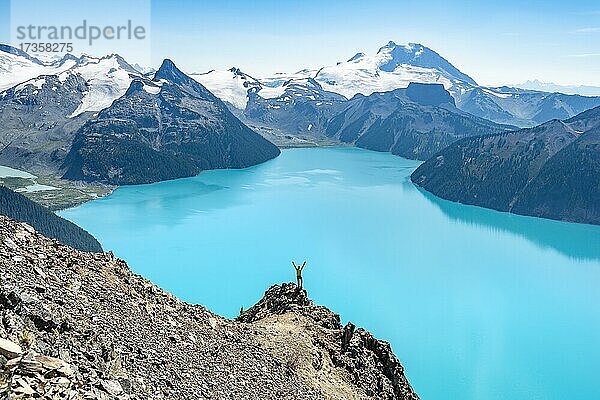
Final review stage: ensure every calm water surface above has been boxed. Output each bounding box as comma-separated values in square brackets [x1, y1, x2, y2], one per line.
[60, 147, 600, 400]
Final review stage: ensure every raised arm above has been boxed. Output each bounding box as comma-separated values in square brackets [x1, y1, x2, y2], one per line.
[300, 261, 306, 271]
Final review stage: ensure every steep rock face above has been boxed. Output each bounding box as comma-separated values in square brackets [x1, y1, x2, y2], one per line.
[0, 216, 419, 399]
[0, 74, 91, 173]
[239, 284, 419, 400]
[411, 108, 600, 225]
[0, 49, 145, 174]
[404, 83, 455, 107]
[62, 60, 280, 185]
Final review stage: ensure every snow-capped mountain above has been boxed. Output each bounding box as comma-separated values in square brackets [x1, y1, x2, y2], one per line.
[260, 69, 319, 88]
[243, 77, 346, 139]
[191, 67, 261, 109]
[313, 41, 475, 100]
[62, 54, 142, 117]
[193, 42, 476, 111]
[0, 45, 76, 92]
[0, 45, 143, 117]
[0, 45, 147, 173]
[62, 60, 280, 185]
[514, 80, 600, 97]
[191, 41, 600, 128]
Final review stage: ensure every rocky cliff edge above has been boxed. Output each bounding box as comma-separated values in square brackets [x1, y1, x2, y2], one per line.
[0, 215, 418, 399]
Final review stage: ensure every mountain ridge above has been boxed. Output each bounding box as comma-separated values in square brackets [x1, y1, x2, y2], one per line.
[61, 60, 280, 185]
[411, 107, 600, 225]
[0, 214, 419, 399]
[185, 41, 600, 128]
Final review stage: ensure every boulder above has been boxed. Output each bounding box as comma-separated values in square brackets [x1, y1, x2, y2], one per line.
[0, 338, 22, 359]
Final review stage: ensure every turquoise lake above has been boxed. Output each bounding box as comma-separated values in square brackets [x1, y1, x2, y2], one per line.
[60, 147, 600, 400]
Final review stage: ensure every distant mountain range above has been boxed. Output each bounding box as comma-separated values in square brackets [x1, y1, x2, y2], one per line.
[0, 45, 279, 184]
[1, 42, 600, 225]
[514, 80, 600, 97]
[323, 83, 514, 160]
[412, 106, 600, 225]
[195, 70, 514, 160]
[195, 41, 600, 129]
[0, 42, 519, 176]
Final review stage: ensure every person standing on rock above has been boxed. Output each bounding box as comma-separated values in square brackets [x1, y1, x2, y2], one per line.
[292, 261, 306, 289]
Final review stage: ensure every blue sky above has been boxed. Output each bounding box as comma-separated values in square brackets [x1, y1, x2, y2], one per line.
[1, 0, 600, 86]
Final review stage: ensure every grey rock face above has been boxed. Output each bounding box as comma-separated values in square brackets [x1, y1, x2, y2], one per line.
[0, 74, 90, 174]
[405, 83, 455, 107]
[62, 60, 280, 185]
[323, 87, 514, 160]
[239, 283, 419, 400]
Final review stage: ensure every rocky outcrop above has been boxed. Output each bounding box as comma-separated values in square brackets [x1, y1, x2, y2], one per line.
[405, 83, 455, 107]
[0, 215, 418, 399]
[239, 284, 419, 400]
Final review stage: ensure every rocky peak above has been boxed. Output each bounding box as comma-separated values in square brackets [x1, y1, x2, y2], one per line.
[377, 40, 399, 53]
[228, 66, 244, 76]
[124, 79, 146, 96]
[154, 59, 189, 84]
[347, 52, 366, 62]
[239, 283, 420, 400]
[238, 283, 342, 329]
